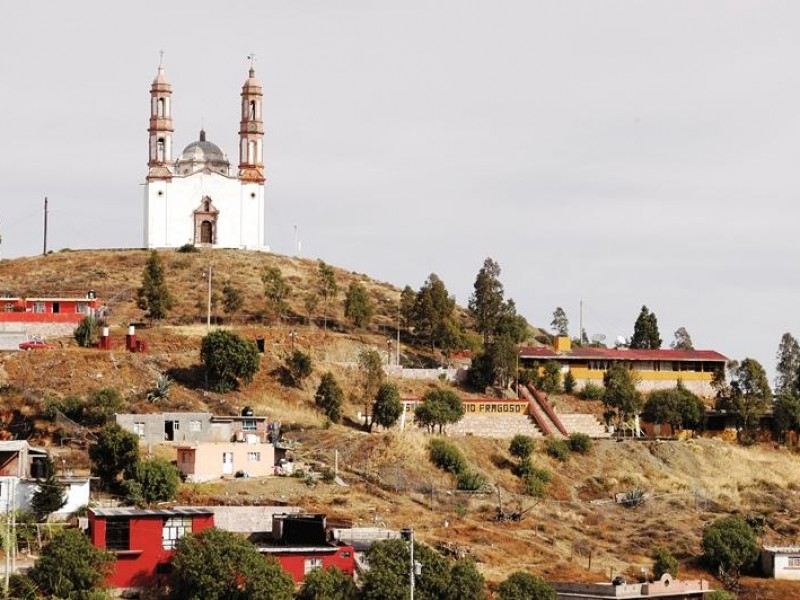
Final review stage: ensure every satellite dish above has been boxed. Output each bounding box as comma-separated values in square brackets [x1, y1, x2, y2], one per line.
[591, 334, 606, 343]
[614, 335, 627, 347]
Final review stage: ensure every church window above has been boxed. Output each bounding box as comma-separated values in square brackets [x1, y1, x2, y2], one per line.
[157, 98, 166, 117]
[200, 221, 213, 244]
[249, 100, 256, 120]
[157, 138, 165, 162]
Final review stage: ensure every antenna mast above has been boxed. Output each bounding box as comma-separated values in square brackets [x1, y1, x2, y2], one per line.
[43, 197, 48, 256]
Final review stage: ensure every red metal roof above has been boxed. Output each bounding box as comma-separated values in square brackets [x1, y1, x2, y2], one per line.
[519, 346, 727, 362]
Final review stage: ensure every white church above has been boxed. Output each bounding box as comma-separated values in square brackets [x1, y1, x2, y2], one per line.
[143, 63, 267, 249]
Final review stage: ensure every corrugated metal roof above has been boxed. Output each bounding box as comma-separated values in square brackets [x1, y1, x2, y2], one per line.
[519, 347, 727, 362]
[90, 506, 214, 518]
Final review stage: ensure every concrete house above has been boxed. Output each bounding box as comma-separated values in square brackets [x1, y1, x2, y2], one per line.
[761, 546, 800, 580]
[553, 574, 714, 599]
[176, 440, 275, 482]
[115, 410, 271, 445]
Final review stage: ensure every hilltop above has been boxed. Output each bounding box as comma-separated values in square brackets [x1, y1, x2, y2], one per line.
[0, 249, 798, 599]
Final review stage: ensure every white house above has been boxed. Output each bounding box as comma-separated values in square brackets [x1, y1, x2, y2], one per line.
[762, 546, 800, 580]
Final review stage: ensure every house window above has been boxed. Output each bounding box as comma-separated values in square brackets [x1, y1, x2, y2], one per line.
[105, 519, 131, 551]
[304, 558, 323, 575]
[788, 556, 800, 568]
[75, 302, 88, 314]
[4, 303, 13, 312]
[162, 516, 192, 550]
[33, 302, 45, 314]
[133, 422, 146, 439]
[242, 419, 257, 431]
[247, 452, 261, 462]
[189, 420, 202, 432]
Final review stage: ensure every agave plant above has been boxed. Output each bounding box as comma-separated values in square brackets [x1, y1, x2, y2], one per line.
[147, 375, 172, 403]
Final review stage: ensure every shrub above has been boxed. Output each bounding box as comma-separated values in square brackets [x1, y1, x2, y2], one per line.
[177, 243, 199, 253]
[523, 474, 548, 499]
[544, 437, 570, 461]
[651, 546, 679, 579]
[497, 571, 556, 600]
[285, 349, 313, 387]
[429, 439, 466, 475]
[578, 382, 605, 401]
[509, 434, 535, 462]
[568, 433, 592, 454]
[315, 372, 344, 423]
[456, 469, 487, 491]
[74, 316, 99, 347]
[200, 329, 260, 392]
[563, 371, 576, 394]
[701, 515, 759, 580]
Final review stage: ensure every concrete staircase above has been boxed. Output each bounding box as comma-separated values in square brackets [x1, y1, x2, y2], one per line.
[557, 413, 611, 438]
[448, 414, 545, 439]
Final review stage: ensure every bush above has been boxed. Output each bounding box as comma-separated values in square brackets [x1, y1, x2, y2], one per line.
[429, 439, 467, 475]
[509, 434, 535, 462]
[74, 316, 99, 347]
[285, 349, 313, 387]
[568, 433, 592, 454]
[578, 382, 605, 401]
[523, 474, 548, 499]
[315, 372, 344, 423]
[701, 515, 759, 579]
[456, 469, 487, 491]
[563, 371, 576, 394]
[651, 546, 679, 579]
[200, 329, 260, 392]
[544, 437, 570, 461]
[177, 243, 199, 253]
[497, 571, 556, 600]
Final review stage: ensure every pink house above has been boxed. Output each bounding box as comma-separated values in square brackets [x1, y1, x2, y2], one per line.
[176, 441, 275, 482]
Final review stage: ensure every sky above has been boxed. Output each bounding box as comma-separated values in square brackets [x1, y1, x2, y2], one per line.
[2, 1, 799, 383]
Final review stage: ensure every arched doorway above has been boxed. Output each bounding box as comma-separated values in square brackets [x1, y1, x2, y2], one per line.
[200, 221, 213, 244]
[193, 197, 219, 246]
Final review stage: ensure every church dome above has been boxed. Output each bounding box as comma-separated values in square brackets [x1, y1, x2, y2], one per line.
[176, 130, 230, 175]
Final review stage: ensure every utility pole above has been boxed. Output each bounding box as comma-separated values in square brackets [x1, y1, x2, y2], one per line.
[579, 299, 583, 344]
[42, 197, 48, 256]
[401, 528, 415, 600]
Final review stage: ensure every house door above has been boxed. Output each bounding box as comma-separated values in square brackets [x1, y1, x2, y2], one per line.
[222, 452, 234, 475]
[52, 302, 60, 314]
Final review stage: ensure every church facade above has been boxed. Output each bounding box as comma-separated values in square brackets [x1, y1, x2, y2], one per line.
[143, 64, 266, 250]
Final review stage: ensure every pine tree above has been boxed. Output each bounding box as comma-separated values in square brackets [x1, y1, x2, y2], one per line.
[261, 265, 290, 323]
[317, 261, 338, 334]
[344, 282, 374, 328]
[468, 258, 505, 344]
[315, 372, 344, 423]
[136, 251, 174, 320]
[30, 456, 66, 522]
[775, 332, 800, 395]
[630, 305, 661, 349]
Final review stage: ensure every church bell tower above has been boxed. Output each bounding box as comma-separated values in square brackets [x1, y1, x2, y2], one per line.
[148, 62, 174, 180]
[238, 66, 265, 183]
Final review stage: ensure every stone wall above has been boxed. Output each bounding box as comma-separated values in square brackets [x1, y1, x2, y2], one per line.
[576, 378, 715, 398]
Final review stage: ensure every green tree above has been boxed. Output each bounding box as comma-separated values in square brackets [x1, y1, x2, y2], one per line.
[563, 370, 576, 394]
[296, 566, 357, 600]
[643, 386, 705, 432]
[718, 358, 772, 441]
[74, 315, 100, 347]
[360, 538, 483, 600]
[773, 394, 800, 441]
[400, 285, 416, 330]
[84, 387, 124, 426]
[28, 528, 114, 599]
[413, 273, 463, 353]
[285, 349, 313, 387]
[630, 305, 661, 350]
[671, 327, 694, 350]
[200, 329, 260, 392]
[171, 527, 294, 600]
[221, 281, 244, 322]
[550, 307, 569, 337]
[358, 348, 385, 429]
[701, 515, 759, 588]
[371, 382, 403, 432]
[497, 571, 557, 600]
[136, 250, 174, 321]
[775, 332, 800, 395]
[88, 423, 140, 490]
[131, 457, 180, 505]
[541, 361, 562, 393]
[344, 281, 374, 328]
[318, 261, 339, 334]
[469, 257, 505, 344]
[651, 546, 679, 579]
[468, 336, 519, 390]
[261, 265, 290, 323]
[30, 455, 66, 522]
[602, 362, 642, 423]
[414, 388, 464, 434]
[509, 434, 535, 462]
[315, 372, 344, 423]
[495, 299, 529, 344]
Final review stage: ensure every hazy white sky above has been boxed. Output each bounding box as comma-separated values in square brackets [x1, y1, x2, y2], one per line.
[2, 1, 799, 382]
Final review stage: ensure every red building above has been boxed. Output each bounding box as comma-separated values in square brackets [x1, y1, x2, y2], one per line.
[256, 513, 357, 583]
[0, 292, 100, 323]
[87, 507, 214, 590]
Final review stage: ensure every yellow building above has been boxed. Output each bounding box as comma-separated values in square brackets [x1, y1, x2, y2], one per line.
[520, 337, 726, 398]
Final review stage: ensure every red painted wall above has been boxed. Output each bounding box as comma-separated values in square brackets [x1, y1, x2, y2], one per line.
[89, 513, 214, 589]
[272, 545, 356, 583]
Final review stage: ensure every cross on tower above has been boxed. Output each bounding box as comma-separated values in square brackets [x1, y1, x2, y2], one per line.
[158, 49, 165, 67]
[247, 53, 257, 69]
